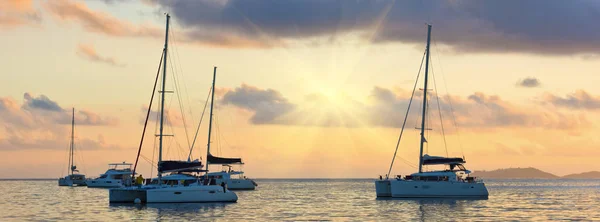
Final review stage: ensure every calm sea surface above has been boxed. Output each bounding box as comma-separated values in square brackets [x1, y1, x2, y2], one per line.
[0, 179, 599, 221]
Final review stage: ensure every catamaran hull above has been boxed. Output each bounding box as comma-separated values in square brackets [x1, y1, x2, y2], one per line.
[389, 180, 488, 198]
[146, 186, 238, 203]
[109, 188, 147, 203]
[109, 186, 238, 203]
[224, 179, 257, 190]
[87, 179, 125, 188]
[58, 178, 87, 186]
[375, 180, 392, 197]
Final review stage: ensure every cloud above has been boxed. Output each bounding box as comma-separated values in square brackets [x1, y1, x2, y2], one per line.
[0, 93, 120, 151]
[0, 128, 123, 151]
[100, 0, 128, 4]
[541, 90, 600, 110]
[0, 0, 41, 28]
[44, 0, 162, 38]
[221, 84, 296, 124]
[0, 93, 118, 127]
[145, 107, 186, 127]
[220, 85, 587, 130]
[151, 0, 600, 55]
[517, 77, 541, 88]
[23, 92, 62, 111]
[76, 44, 126, 67]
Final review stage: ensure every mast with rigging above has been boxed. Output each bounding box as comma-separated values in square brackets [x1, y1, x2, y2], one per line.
[157, 13, 170, 183]
[206, 67, 217, 172]
[418, 24, 432, 173]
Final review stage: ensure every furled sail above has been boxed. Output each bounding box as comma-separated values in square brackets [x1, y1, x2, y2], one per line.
[159, 160, 204, 172]
[207, 153, 243, 165]
[422, 154, 465, 165]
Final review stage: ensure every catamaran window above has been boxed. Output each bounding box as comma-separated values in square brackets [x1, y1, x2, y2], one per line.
[99, 174, 107, 179]
[113, 174, 124, 180]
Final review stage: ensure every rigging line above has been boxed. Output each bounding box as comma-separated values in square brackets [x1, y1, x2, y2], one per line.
[216, 110, 225, 156]
[432, 38, 464, 156]
[386, 48, 427, 179]
[151, 98, 160, 178]
[188, 86, 212, 161]
[168, 51, 192, 151]
[430, 55, 449, 157]
[424, 85, 430, 156]
[132, 49, 164, 178]
[140, 154, 158, 169]
[168, 23, 195, 125]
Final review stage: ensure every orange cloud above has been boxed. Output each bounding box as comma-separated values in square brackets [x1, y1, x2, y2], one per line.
[540, 90, 600, 110]
[76, 43, 125, 67]
[42, 0, 279, 48]
[0, 0, 41, 28]
[44, 0, 161, 37]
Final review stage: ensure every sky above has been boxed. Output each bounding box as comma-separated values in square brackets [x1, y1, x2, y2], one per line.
[1, 0, 600, 178]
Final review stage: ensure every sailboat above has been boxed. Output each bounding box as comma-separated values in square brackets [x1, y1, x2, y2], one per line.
[202, 71, 258, 190]
[58, 108, 87, 186]
[375, 24, 488, 198]
[108, 14, 237, 203]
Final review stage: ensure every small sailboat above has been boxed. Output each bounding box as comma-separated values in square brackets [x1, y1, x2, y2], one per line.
[58, 108, 87, 187]
[109, 14, 237, 203]
[375, 24, 488, 198]
[201, 71, 257, 190]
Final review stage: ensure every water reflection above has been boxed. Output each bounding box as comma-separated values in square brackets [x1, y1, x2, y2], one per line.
[2, 179, 600, 220]
[109, 202, 235, 221]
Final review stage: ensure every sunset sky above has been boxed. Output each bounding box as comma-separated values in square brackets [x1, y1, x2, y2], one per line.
[1, 0, 600, 178]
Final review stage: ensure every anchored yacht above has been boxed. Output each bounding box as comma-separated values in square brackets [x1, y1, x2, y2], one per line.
[58, 108, 87, 187]
[87, 162, 133, 188]
[206, 165, 257, 190]
[375, 24, 488, 199]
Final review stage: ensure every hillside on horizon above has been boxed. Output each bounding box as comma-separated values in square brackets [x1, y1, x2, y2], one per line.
[472, 167, 559, 179]
[562, 171, 600, 179]
[472, 168, 600, 179]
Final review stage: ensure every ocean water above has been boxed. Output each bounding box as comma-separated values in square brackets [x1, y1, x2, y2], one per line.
[0, 179, 599, 221]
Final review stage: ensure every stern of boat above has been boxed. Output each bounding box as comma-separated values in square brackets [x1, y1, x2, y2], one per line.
[375, 179, 392, 197]
[109, 188, 147, 203]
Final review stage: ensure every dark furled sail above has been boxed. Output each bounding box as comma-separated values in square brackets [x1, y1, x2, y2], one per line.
[422, 155, 465, 165]
[159, 160, 204, 172]
[207, 153, 243, 165]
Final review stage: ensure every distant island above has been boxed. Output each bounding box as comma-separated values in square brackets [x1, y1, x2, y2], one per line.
[471, 167, 600, 179]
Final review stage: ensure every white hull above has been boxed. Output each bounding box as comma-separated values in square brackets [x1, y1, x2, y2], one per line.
[375, 180, 391, 197]
[227, 179, 256, 190]
[146, 185, 238, 203]
[213, 178, 256, 190]
[58, 177, 87, 186]
[109, 185, 238, 203]
[87, 179, 125, 188]
[384, 180, 488, 198]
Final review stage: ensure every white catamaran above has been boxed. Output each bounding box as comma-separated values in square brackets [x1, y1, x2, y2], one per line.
[375, 24, 488, 198]
[201, 71, 258, 190]
[109, 14, 237, 203]
[58, 108, 87, 187]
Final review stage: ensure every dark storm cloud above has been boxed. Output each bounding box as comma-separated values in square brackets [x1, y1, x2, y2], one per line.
[153, 0, 600, 55]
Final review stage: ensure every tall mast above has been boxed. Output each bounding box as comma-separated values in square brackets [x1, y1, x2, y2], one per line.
[158, 14, 170, 183]
[70, 107, 75, 175]
[418, 24, 432, 173]
[206, 67, 217, 172]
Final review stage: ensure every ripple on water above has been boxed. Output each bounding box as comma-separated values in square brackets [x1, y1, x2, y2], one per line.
[0, 179, 599, 221]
